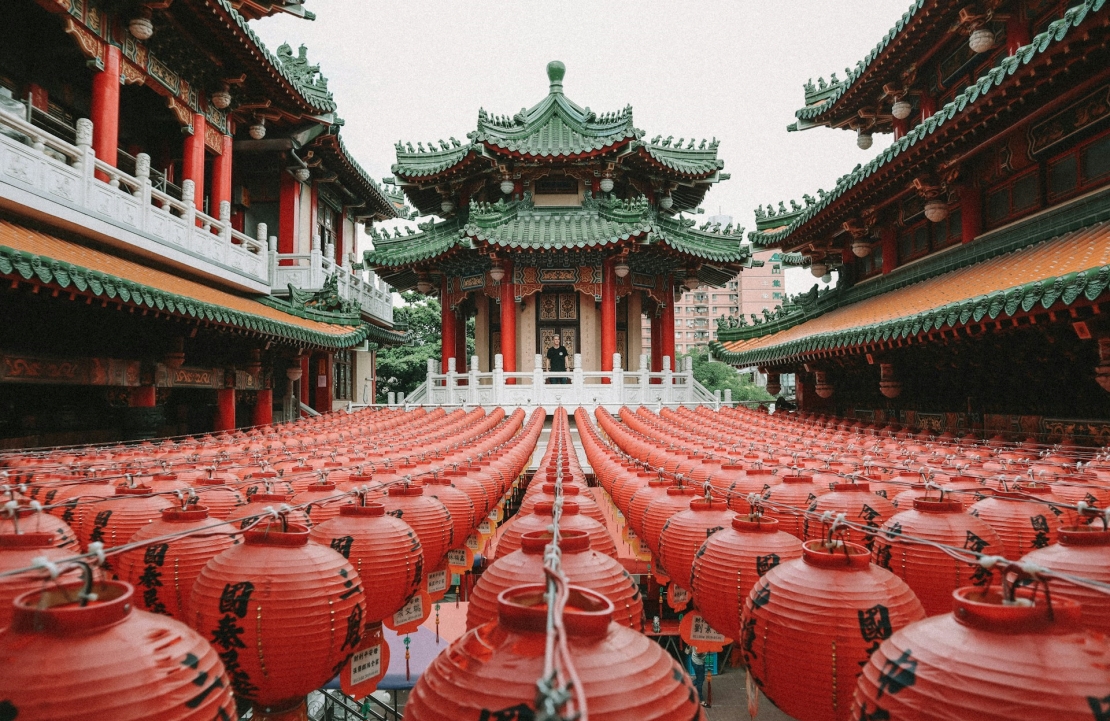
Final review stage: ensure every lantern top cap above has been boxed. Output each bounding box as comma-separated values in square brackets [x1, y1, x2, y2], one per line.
[10, 580, 132, 635]
[732, 515, 781, 533]
[1058, 526, 1110, 546]
[911, 498, 963, 513]
[0, 532, 56, 549]
[340, 503, 385, 517]
[952, 587, 1081, 632]
[496, 584, 612, 636]
[801, 539, 870, 569]
[520, 528, 590, 555]
[534, 500, 579, 516]
[244, 521, 310, 546]
[161, 506, 210, 522]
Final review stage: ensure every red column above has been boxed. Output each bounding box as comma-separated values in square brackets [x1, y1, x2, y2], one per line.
[600, 258, 617, 380]
[500, 261, 517, 379]
[214, 388, 236, 431]
[252, 389, 273, 427]
[211, 134, 233, 219]
[650, 313, 662, 373]
[369, 351, 377, 404]
[892, 117, 908, 141]
[881, 227, 897, 274]
[279, 172, 299, 264]
[960, 186, 982, 244]
[919, 94, 936, 123]
[335, 211, 346, 267]
[129, 386, 156, 407]
[1007, 14, 1030, 54]
[90, 45, 121, 178]
[455, 307, 468, 373]
[441, 277, 457, 371]
[661, 279, 676, 373]
[183, 113, 207, 213]
[313, 353, 332, 414]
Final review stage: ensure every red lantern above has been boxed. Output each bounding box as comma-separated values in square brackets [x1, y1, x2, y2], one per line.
[405, 585, 704, 721]
[381, 484, 454, 568]
[189, 521, 366, 715]
[759, 475, 831, 538]
[0, 580, 236, 720]
[468, 529, 643, 631]
[626, 478, 672, 538]
[77, 486, 174, 561]
[193, 477, 246, 519]
[226, 492, 311, 531]
[804, 482, 896, 550]
[115, 506, 236, 619]
[308, 503, 423, 624]
[641, 486, 697, 558]
[424, 474, 478, 546]
[292, 481, 353, 526]
[691, 515, 803, 642]
[494, 500, 618, 560]
[852, 587, 1110, 721]
[657, 497, 733, 587]
[0, 504, 79, 549]
[871, 499, 1003, 616]
[741, 540, 926, 721]
[969, 489, 1060, 558]
[519, 483, 607, 525]
[1021, 526, 1110, 633]
[0, 532, 78, 629]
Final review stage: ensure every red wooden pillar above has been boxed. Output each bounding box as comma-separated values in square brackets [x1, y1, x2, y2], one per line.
[183, 113, 207, 213]
[90, 45, 121, 178]
[279, 172, 299, 262]
[919, 94, 936, 123]
[214, 388, 235, 431]
[892, 118, 908, 141]
[455, 307, 468, 373]
[500, 261, 517, 377]
[881, 227, 897, 274]
[650, 312, 662, 379]
[335, 211, 346, 266]
[661, 279, 676, 373]
[211, 134, 233, 219]
[252, 389, 273, 427]
[313, 353, 332, 414]
[441, 276, 456, 371]
[600, 258, 617, 380]
[299, 355, 310, 413]
[129, 386, 156, 407]
[960, 186, 982, 244]
[1007, 14, 1030, 54]
[369, 350, 377, 404]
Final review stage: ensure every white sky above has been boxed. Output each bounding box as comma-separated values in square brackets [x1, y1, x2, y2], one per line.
[252, 0, 910, 295]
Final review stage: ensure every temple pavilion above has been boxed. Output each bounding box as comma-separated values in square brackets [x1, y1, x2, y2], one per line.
[364, 61, 754, 377]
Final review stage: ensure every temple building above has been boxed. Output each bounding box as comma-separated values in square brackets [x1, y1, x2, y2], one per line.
[0, 0, 404, 445]
[364, 61, 754, 379]
[713, 0, 1110, 441]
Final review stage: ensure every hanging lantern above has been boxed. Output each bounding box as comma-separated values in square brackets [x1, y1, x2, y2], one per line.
[741, 541, 926, 721]
[293, 481, 353, 526]
[210, 84, 232, 110]
[116, 506, 236, 619]
[518, 483, 606, 525]
[764, 371, 782, 396]
[852, 586, 1110, 720]
[190, 521, 366, 715]
[440, 198, 455, 214]
[293, 168, 311, 183]
[683, 274, 701, 290]
[599, 176, 615, 193]
[626, 478, 673, 539]
[659, 194, 674, 210]
[0, 580, 236, 720]
[494, 500, 617, 559]
[249, 118, 266, 140]
[614, 258, 630, 278]
[488, 262, 505, 283]
[641, 486, 698, 560]
[381, 483, 454, 568]
[850, 239, 871, 257]
[924, 199, 949, 222]
[657, 497, 734, 586]
[424, 475, 477, 551]
[810, 261, 828, 278]
[814, 370, 834, 399]
[499, 178, 515, 195]
[761, 475, 832, 538]
[805, 482, 896, 550]
[194, 475, 246, 519]
[468, 529, 643, 631]
[309, 504, 421, 625]
[416, 274, 434, 294]
[891, 99, 912, 120]
[871, 499, 1003, 616]
[405, 585, 702, 721]
[1021, 526, 1110, 633]
[856, 129, 873, 150]
[78, 487, 174, 564]
[226, 492, 311, 530]
[1094, 337, 1110, 392]
[129, 7, 154, 40]
[0, 504, 79, 549]
[968, 488, 1061, 559]
[969, 27, 996, 53]
[691, 515, 803, 641]
[0, 533, 79, 630]
[879, 362, 902, 399]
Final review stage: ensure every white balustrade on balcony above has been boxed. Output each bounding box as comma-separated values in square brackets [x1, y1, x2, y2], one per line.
[271, 239, 393, 325]
[0, 110, 268, 289]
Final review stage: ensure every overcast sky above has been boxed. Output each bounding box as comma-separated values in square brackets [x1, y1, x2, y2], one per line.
[252, 0, 910, 294]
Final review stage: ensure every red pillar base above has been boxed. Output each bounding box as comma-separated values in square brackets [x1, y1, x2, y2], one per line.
[214, 388, 235, 432]
[252, 388, 273, 427]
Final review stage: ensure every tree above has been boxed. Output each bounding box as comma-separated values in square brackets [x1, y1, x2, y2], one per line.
[678, 350, 774, 403]
[375, 291, 476, 402]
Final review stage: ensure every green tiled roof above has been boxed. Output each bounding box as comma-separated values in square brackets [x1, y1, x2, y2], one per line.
[392, 143, 478, 179]
[363, 195, 751, 268]
[750, 0, 1105, 249]
[631, 138, 724, 176]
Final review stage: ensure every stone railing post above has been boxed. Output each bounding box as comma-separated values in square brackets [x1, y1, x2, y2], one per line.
[469, 354, 479, 405]
[219, 200, 232, 243]
[714, 389, 722, 409]
[533, 354, 544, 406]
[493, 354, 504, 405]
[612, 353, 623, 405]
[447, 357, 458, 405]
[639, 353, 650, 397]
[663, 355, 673, 404]
[723, 388, 732, 406]
[685, 356, 696, 404]
[135, 152, 152, 209]
[572, 353, 584, 397]
[310, 233, 323, 287]
[181, 179, 196, 227]
[398, 391, 405, 406]
[74, 118, 95, 186]
[387, 391, 396, 406]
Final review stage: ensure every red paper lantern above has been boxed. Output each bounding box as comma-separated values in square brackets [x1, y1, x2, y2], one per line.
[226, 492, 311, 531]
[0, 505, 79, 549]
[852, 587, 1110, 721]
[657, 497, 734, 588]
[871, 499, 1003, 616]
[1021, 526, 1110, 633]
[691, 515, 803, 641]
[0, 580, 236, 720]
[494, 500, 618, 560]
[641, 486, 697, 558]
[292, 481, 353, 526]
[969, 489, 1060, 558]
[405, 585, 704, 721]
[759, 475, 831, 538]
[115, 506, 236, 619]
[804, 482, 896, 550]
[626, 478, 672, 537]
[741, 540, 926, 721]
[0, 532, 78, 629]
[424, 475, 478, 546]
[193, 477, 246, 519]
[381, 484, 453, 568]
[468, 529, 643, 631]
[519, 483, 607, 525]
[77, 486, 174, 561]
[189, 521, 366, 714]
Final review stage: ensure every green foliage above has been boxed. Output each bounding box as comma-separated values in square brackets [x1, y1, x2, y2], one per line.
[375, 292, 475, 402]
[678, 351, 774, 403]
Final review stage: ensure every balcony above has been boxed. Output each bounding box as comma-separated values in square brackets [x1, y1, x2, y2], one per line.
[272, 241, 393, 325]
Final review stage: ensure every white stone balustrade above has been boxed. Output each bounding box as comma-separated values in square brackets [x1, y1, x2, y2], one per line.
[271, 247, 394, 325]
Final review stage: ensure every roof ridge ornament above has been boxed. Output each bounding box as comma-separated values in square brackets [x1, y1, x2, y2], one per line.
[547, 60, 566, 94]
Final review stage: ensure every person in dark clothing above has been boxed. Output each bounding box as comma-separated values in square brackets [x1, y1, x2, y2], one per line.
[545, 335, 569, 383]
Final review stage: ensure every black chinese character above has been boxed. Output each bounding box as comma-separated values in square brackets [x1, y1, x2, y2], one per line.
[858, 604, 892, 643]
[1030, 515, 1050, 533]
[963, 531, 989, 554]
[330, 535, 354, 559]
[211, 616, 247, 650]
[856, 703, 890, 721]
[342, 603, 363, 651]
[218, 582, 254, 618]
[138, 565, 163, 589]
[755, 553, 780, 577]
[876, 649, 917, 699]
[478, 704, 536, 721]
[873, 543, 892, 570]
[89, 510, 112, 543]
[1088, 695, 1110, 721]
[751, 581, 771, 609]
[144, 543, 169, 566]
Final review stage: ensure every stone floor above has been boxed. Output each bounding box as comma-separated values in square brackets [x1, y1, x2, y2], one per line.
[703, 665, 797, 721]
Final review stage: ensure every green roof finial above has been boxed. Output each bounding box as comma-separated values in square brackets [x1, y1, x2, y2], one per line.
[547, 60, 565, 93]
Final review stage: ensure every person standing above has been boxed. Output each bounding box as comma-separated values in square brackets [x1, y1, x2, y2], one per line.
[545, 335, 569, 384]
[686, 644, 708, 708]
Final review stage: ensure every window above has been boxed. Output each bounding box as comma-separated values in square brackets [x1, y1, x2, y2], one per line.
[772, 280, 781, 287]
[772, 292, 783, 299]
[1049, 133, 1110, 202]
[985, 169, 1041, 227]
[898, 224, 931, 263]
[1085, 134, 1110, 182]
[859, 243, 883, 278]
[771, 265, 781, 274]
[333, 351, 352, 401]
